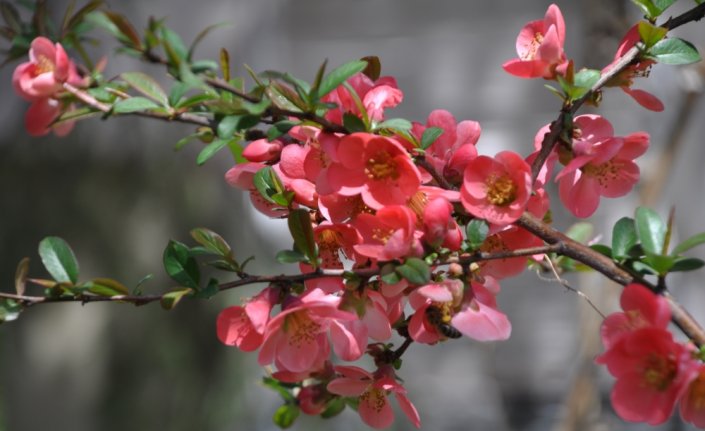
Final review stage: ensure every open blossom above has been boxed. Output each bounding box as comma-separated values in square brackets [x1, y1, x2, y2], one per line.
[604, 25, 664, 112]
[323, 72, 403, 125]
[23, 97, 77, 137]
[327, 365, 420, 429]
[12, 36, 84, 100]
[216, 286, 278, 352]
[325, 133, 421, 209]
[352, 205, 422, 261]
[503, 4, 568, 79]
[556, 115, 649, 218]
[460, 151, 532, 226]
[258, 288, 359, 373]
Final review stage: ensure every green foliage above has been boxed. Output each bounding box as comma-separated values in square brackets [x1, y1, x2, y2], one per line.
[113, 97, 160, 113]
[638, 21, 667, 48]
[612, 217, 639, 260]
[558, 68, 600, 101]
[420, 127, 444, 150]
[314, 59, 368, 100]
[196, 137, 233, 165]
[253, 166, 293, 207]
[86, 278, 129, 296]
[287, 209, 318, 268]
[0, 299, 21, 324]
[649, 38, 702, 65]
[631, 0, 676, 19]
[121, 72, 170, 107]
[160, 287, 194, 310]
[320, 397, 346, 418]
[395, 257, 431, 285]
[163, 239, 200, 289]
[38, 236, 79, 284]
[465, 219, 489, 251]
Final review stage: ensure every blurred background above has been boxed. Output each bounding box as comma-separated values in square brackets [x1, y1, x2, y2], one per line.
[1, 0, 705, 430]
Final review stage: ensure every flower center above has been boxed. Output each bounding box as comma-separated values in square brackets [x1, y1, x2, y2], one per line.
[642, 353, 677, 391]
[485, 174, 517, 206]
[372, 227, 394, 245]
[521, 32, 544, 60]
[35, 55, 55, 75]
[366, 150, 399, 181]
[284, 311, 321, 347]
[318, 229, 345, 268]
[582, 160, 623, 186]
[360, 387, 388, 413]
[407, 191, 428, 226]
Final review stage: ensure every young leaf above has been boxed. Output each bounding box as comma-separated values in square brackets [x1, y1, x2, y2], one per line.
[466, 219, 489, 250]
[672, 232, 705, 256]
[38, 237, 79, 284]
[612, 217, 638, 259]
[315, 59, 367, 99]
[670, 257, 705, 272]
[630, 0, 660, 18]
[649, 38, 702, 65]
[0, 299, 21, 323]
[320, 397, 346, 418]
[121, 72, 170, 107]
[395, 258, 431, 285]
[190, 228, 232, 257]
[103, 11, 142, 48]
[638, 21, 667, 48]
[287, 209, 317, 266]
[160, 288, 194, 310]
[14, 257, 29, 296]
[163, 240, 200, 289]
[420, 127, 444, 150]
[635, 207, 665, 255]
[87, 278, 130, 296]
[275, 249, 307, 264]
[196, 138, 230, 165]
[113, 97, 160, 113]
[273, 404, 300, 429]
[342, 112, 367, 132]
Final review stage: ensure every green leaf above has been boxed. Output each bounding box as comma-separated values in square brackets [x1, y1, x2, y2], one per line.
[315, 59, 367, 99]
[672, 232, 705, 256]
[342, 112, 367, 132]
[273, 404, 299, 429]
[466, 219, 489, 250]
[217, 115, 260, 138]
[188, 22, 229, 60]
[113, 97, 160, 113]
[643, 254, 676, 275]
[275, 249, 307, 264]
[262, 377, 296, 402]
[649, 38, 702, 65]
[395, 257, 431, 285]
[670, 257, 705, 272]
[0, 299, 21, 323]
[566, 222, 594, 244]
[376, 118, 412, 133]
[190, 228, 232, 257]
[87, 278, 130, 296]
[38, 237, 79, 284]
[568, 69, 600, 100]
[196, 138, 230, 165]
[121, 72, 169, 107]
[253, 166, 283, 205]
[638, 21, 667, 48]
[194, 278, 220, 299]
[163, 240, 200, 289]
[160, 288, 194, 310]
[267, 120, 297, 141]
[101, 11, 142, 48]
[630, 0, 660, 18]
[160, 26, 188, 64]
[590, 244, 613, 258]
[420, 127, 444, 150]
[653, 0, 677, 13]
[612, 217, 638, 259]
[320, 397, 346, 418]
[635, 207, 666, 255]
[287, 209, 317, 267]
[14, 257, 29, 296]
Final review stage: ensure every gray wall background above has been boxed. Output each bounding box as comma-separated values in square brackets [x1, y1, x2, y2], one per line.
[1, 1, 705, 430]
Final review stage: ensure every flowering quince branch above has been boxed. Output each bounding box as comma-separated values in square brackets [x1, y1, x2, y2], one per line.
[5, 1, 705, 429]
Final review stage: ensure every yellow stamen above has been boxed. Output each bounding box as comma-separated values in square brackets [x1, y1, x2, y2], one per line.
[485, 174, 517, 206]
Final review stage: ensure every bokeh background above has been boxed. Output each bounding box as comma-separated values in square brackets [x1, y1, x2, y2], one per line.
[1, 0, 705, 430]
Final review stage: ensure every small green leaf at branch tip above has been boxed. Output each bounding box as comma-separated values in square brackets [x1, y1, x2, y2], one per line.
[190, 227, 232, 257]
[87, 278, 130, 297]
[672, 232, 705, 256]
[38, 236, 79, 284]
[273, 404, 300, 429]
[395, 258, 431, 285]
[649, 38, 702, 65]
[196, 138, 230, 165]
[288, 209, 318, 267]
[15, 257, 29, 296]
[638, 21, 667, 48]
[315, 59, 368, 99]
[421, 127, 444, 150]
[635, 207, 666, 255]
[160, 288, 194, 310]
[163, 240, 200, 289]
[113, 97, 160, 113]
[0, 299, 22, 324]
[121, 72, 169, 107]
[612, 217, 638, 259]
[465, 219, 489, 250]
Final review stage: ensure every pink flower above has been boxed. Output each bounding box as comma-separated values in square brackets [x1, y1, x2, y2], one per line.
[680, 365, 705, 428]
[503, 4, 568, 79]
[596, 327, 693, 425]
[216, 286, 277, 352]
[24, 97, 76, 137]
[323, 73, 403, 125]
[242, 138, 282, 162]
[412, 109, 480, 184]
[353, 205, 422, 261]
[460, 151, 532, 226]
[327, 365, 420, 429]
[258, 288, 358, 373]
[326, 133, 422, 209]
[604, 25, 664, 112]
[12, 37, 84, 100]
[478, 227, 543, 279]
[557, 124, 649, 218]
[314, 223, 362, 268]
[224, 162, 288, 217]
[421, 197, 462, 250]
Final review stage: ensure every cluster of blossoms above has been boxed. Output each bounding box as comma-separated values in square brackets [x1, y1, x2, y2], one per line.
[214, 3, 666, 428]
[12, 37, 86, 136]
[597, 284, 705, 427]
